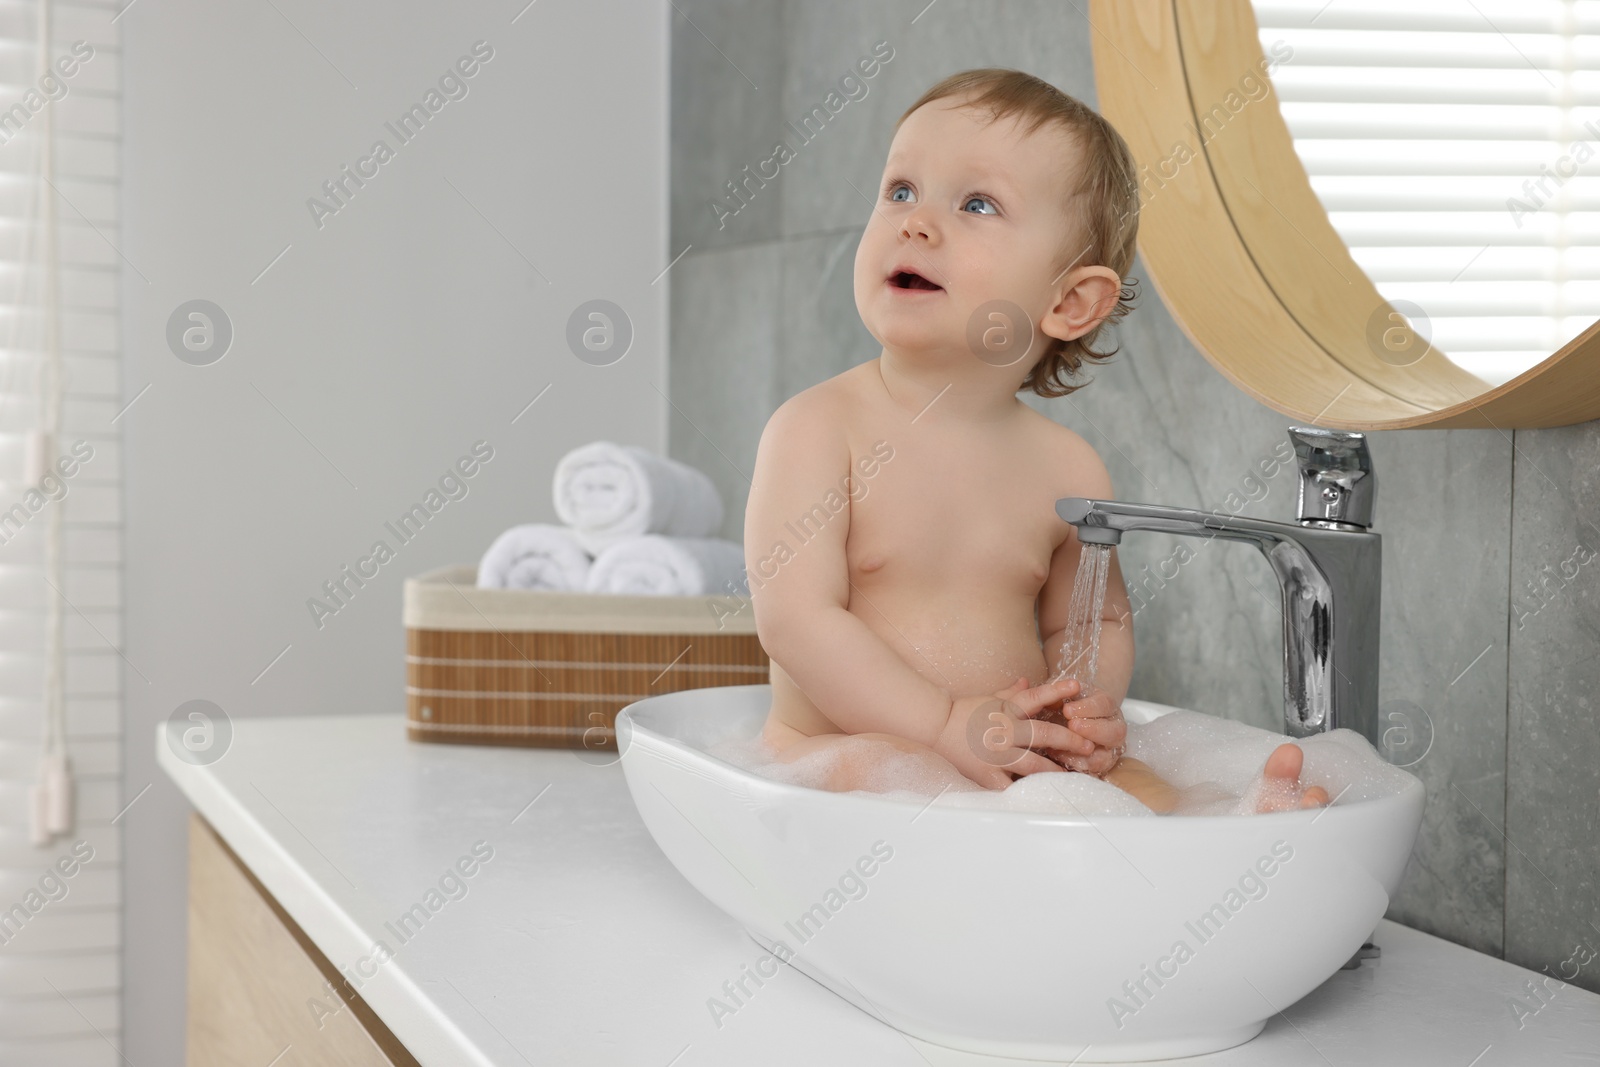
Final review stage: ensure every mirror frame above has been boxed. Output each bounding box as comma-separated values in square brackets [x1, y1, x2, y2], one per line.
[1089, 0, 1600, 428]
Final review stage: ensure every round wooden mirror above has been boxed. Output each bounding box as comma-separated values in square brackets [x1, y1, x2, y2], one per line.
[1090, 0, 1600, 428]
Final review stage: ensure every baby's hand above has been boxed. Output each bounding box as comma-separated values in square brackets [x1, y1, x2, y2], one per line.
[1044, 680, 1127, 778]
[933, 677, 1096, 790]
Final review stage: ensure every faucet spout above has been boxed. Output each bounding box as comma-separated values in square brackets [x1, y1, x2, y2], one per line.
[1056, 429, 1382, 747]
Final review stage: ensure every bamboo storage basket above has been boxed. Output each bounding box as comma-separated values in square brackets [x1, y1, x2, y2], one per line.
[403, 565, 770, 749]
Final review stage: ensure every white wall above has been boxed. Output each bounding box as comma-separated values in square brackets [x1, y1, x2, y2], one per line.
[120, 0, 667, 1059]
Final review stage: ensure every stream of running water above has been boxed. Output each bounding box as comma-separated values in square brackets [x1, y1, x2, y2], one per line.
[1048, 542, 1113, 688]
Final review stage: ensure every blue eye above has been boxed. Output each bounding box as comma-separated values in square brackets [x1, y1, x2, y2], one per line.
[883, 181, 999, 214]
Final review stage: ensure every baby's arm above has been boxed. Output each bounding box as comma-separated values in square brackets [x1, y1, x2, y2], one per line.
[746, 393, 952, 748]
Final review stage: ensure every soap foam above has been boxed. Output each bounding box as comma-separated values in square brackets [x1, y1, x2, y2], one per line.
[1121, 709, 1418, 815]
[705, 710, 1418, 817]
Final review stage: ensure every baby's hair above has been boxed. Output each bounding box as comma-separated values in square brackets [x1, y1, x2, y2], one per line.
[893, 68, 1141, 398]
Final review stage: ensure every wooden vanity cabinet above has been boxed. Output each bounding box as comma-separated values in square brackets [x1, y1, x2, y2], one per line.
[185, 815, 419, 1066]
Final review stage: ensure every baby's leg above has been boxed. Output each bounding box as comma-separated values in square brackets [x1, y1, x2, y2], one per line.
[1254, 743, 1330, 811]
[1103, 746, 1331, 815]
[1103, 756, 1181, 814]
[769, 728, 980, 795]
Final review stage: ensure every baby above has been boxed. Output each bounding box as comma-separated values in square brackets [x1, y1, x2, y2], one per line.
[745, 68, 1328, 816]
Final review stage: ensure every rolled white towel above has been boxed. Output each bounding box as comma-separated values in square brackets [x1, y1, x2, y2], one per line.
[584, 535, 748, 597]
[553, 441, 724, 555]
[476, 523, 593, 591]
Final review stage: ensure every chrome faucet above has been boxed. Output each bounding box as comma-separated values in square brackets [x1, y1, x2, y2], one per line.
[1056, 427, 1381, 747]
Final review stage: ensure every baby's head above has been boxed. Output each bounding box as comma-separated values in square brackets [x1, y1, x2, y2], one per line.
[855, 68, 1140, 397]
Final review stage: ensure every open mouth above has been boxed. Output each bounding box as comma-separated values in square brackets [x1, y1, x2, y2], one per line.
[888, 270, 943, 291]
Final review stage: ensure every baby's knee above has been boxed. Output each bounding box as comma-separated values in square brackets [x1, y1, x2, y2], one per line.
[772, 731, 966, 795]
[849, 731, 936, 757]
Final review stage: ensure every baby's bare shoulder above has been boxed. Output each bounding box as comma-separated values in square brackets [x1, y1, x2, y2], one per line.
[1020, 406, 1114, 496]
[763, 366, 871, 441]
[755, 374, 867, 485]
[1018, 404, 1096, 461]
[765, 376, 848, 441]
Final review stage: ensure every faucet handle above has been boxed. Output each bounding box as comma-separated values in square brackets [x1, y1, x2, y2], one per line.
[1289, 427, 1376, 529]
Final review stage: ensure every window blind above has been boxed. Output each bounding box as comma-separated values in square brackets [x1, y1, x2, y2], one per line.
[1254, 0, 1600, 385]
[0, 2, 121, 1064]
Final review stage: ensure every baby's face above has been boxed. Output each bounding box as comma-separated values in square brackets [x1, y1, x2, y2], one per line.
[855, 95, 1084, 363]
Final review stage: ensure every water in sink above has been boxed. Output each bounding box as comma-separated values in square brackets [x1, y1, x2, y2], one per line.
[711, 537, 1414, 818]
[707, 703, 1417, 817]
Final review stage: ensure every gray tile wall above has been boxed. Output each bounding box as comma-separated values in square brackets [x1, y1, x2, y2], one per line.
[669, 0, 1599, 988]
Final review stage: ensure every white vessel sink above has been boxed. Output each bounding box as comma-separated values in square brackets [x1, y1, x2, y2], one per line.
[617, 684, 1426, 1062]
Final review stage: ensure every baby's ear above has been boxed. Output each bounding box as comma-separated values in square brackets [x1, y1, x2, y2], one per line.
[1042, 267, 1122, 342]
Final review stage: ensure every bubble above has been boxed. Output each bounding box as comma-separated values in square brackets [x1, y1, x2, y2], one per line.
[704, 706, 1419, 817]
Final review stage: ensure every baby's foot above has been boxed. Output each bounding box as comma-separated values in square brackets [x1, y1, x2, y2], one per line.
[1253, 743, 1330, 813]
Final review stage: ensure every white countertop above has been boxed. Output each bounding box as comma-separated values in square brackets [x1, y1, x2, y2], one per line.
[157, 714, 1600, 1066]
